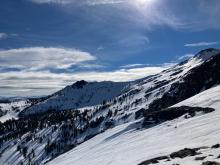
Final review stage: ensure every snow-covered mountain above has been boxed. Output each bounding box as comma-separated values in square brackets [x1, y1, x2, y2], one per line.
[21, 48, 220, 117]
[0, 48, 220, 165]
[20, 80, 130, 115]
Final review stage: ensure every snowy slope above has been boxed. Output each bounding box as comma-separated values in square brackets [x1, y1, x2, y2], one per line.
[22, 81, 129, 115]
[49, 85, 220, 165]
[0, 100, 31, 122]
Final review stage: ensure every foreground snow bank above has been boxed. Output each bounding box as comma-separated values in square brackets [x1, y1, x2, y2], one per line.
[49, 86, 220, 165]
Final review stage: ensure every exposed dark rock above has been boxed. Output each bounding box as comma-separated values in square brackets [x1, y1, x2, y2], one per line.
[198, 146, 209, 150]
[72, 80, 88, 89]
[211, 144, 220, 149]
[202, 161, 220, 165]
[195, 156, 207, 161]
[0, 109, 6, 118]
[143, 106, 214, 127]
[170, 69, 183, 76]
[139, 144, 220, 165]
[135, 108, 145, 119]
[138, 156, 169, 165]
[170, 148, 200, 159]
[105, 120, 115, 129]
[156, 156, 169, 160]
[138, 159, 158, 165]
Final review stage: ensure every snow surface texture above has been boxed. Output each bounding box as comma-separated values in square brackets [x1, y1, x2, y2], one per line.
[49, 85, 220, 165]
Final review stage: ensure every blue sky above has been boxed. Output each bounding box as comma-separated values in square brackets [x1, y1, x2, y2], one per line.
[0, 0, 220, 97]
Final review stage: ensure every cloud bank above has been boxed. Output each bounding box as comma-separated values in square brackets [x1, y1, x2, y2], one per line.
[0, 67, 166, 97]
[0, 47, 168, 96]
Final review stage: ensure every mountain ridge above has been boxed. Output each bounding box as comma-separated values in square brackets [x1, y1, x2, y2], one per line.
[0, 48, 220, 165]
[20, 48, 220, 117]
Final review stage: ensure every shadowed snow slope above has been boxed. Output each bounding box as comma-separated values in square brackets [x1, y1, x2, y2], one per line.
[49, 85, 220, 165]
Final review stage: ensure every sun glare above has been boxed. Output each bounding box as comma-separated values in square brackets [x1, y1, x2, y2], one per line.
[132, 0, 155, 9]
[136, 0, 154, 5]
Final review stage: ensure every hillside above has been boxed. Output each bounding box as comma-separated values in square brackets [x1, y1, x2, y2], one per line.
[49, 85, 220, 165]
[0, 48, 220, 165]
[21, 48, 220, 118]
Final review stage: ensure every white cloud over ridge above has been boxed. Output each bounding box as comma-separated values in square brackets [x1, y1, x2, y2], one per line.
[0, 47, 96, 71]
[0, 46, 170, 96]
[0, 66, 167, 97]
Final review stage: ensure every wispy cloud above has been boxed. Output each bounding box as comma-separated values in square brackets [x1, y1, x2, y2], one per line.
[0, 47, 96, 71]
[185, 42, 220, 47]
[28, 0, 220, 31]
[29, 0, 124, 5]
[86, 0, 124, 6]
[29, 0, 71, 4]
[118, 35, 150, 47]
[0, 33, 8, 40]
[120, 64, 149, 69]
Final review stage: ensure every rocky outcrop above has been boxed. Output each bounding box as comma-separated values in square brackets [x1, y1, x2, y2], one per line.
[202, 161, 220, 165]
[143, 106, 214, 127]
[170, 148, 200, 159]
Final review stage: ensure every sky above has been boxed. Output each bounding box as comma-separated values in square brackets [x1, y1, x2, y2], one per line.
[0, 0, 220, 97]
